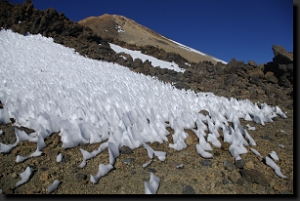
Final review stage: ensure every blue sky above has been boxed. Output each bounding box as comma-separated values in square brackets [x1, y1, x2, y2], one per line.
[11, 0, 293, 64]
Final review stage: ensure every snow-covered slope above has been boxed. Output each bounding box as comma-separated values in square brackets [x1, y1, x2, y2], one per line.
[0, 30, 287, 188]
[161, 36, 228, 64]
[109, 43, 185, 72]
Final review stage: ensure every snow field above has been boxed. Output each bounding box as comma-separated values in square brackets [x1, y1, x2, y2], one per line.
[0, 29, 288, 192]
[109, 43, 186, 73]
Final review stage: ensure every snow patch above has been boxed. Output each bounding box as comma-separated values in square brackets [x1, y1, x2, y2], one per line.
[47, 180, 60, 193]
[15, 166, 34, 187]
[144, 173, 160, 194]
[90, 164, 113, 184]
[56, 153, 63, 162]
[246, 124, 255, 131]
[269, 151, 279, 161]
[250, 148, 263, 158]
[142, 159, 152, 168]
[280, 130, 289, 135]
[109, 43, 185, 72]
[184, 62, 191, 66]
[264, 156, 287, 178]
[116, 25, 125, 33]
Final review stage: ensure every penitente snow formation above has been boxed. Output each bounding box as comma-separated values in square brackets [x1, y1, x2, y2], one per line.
[0, 0, 294, 194]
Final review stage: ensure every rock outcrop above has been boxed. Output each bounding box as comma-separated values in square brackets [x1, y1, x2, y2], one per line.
[0, 0, 116, 61]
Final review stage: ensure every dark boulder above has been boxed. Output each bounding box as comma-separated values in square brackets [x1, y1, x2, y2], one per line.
[215, 62, 225, 75]
[174, 82, 190, 90]
[264, 72, 278, 84]
[132, 58, 143, 69]
[272, 45, 293, 64]
[239, 169, 269, 186]
[206, 63, 215, 72]
[278, 75, 292, 88]
[225, 58, 245, 74]
[183, 70, 193, 78]
[224, 74, 236, 86]
[249, 76, 262, 86]
[248, 60, 257, 67]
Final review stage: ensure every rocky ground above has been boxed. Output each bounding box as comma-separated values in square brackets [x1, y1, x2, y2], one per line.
[0, 107, 293, 194]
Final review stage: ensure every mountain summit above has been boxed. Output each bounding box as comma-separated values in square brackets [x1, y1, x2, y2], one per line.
[78, 14, 227, 64]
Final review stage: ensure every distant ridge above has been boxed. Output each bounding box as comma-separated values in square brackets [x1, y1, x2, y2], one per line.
[78, 14, 227, 64]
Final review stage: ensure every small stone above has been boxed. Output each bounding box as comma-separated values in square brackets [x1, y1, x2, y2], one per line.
[211, 182, 215, 188]
[81, 180, 88, 185]
[222, 179, 229, 185]
[115, 161, 123, 169]
[76, 173, 87, 182]
[269, 179, 276, 187]
[262, 135, 273, 141]
[147, 168, 156, 173]
[185, 135, 194, 146]
[225, 162, 235, 172]
[40, 172, 50, 181]
[228, 172, 241, 183]
[200, 160, 212, 167]
[236, 178, 244, 185]
[186, 158, 195, 163]
[40, 167, 48, 171]
[11, 172, 17, 178]
[62, 154, 71, 163]
[120, 146, 133, 154]
[131, 171, 136, 175]
[256, 89, 265, 95]
[207, 174, 215, 179]
[213, 151, 220, 156]
[235, 159, 247, 169]
[182, 185, 195, 194]
[244, 161, 254, 169]
[273, 184, 287, 191]
[199, 110, 209, 116]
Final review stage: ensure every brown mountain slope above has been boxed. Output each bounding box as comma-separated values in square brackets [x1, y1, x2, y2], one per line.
[78, 14, 227, 64]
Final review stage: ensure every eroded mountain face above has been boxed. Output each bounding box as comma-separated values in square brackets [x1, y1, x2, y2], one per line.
[78, 14, 226, 64]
